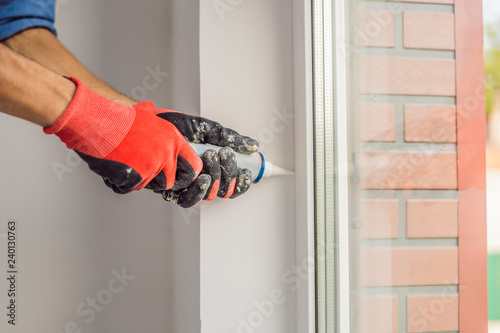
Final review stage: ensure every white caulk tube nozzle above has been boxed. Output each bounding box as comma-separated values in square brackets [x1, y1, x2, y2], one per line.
[264, 162, 295, 177]
[188, 143, 294, 183]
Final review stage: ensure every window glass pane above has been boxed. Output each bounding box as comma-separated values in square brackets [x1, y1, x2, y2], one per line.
[315, 0, 487, 332]
[355, 1, 460, 332]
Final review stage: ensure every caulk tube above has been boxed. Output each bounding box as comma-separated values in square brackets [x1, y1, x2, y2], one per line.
[188, 143, 293, 183]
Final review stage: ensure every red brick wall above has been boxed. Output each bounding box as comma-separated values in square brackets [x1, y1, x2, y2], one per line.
[356, 1, 463, 332]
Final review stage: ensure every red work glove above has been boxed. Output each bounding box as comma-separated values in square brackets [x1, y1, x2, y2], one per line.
[144, 107, 259, 204]
[44, 77, 203, 197]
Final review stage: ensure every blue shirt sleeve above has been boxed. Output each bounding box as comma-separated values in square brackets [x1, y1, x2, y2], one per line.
[0, 0, 56, 41]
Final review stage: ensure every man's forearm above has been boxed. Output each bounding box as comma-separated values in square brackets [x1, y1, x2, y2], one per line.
[2, 28, 136, 106]
[0, 43, 75, 127]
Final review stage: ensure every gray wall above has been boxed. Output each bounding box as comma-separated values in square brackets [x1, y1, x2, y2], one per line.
[0, 1, 200, 333]
[199, 1, 297, 332]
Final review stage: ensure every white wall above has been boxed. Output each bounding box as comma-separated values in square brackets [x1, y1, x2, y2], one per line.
[0, 1, 303, 333]
[199, 1, 297, 332]
[0, 1, 201, 333]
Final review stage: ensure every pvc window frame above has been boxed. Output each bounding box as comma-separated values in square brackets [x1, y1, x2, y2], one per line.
[310, 0, 353, 332]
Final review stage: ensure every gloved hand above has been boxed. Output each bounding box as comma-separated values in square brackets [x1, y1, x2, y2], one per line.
[143, 105, 259, 206]
[44, 77, 203, 196]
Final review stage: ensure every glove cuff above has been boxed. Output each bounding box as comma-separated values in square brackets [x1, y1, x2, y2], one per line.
[44, 77, 136, 158]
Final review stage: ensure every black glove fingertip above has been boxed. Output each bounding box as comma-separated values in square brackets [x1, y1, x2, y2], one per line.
[217, 147, 238, 198]
[201, 149, 221, 200]
[230, 168, 252, 199]
[177, 174, 212, 208]
[231, 136, 260, 155]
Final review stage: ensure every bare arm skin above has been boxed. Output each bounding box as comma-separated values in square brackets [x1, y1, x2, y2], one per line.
[2, 28, 136, 106]
[0, 43, 75, 127]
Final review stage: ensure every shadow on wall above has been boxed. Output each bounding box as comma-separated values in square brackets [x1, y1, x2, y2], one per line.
[54, 1, 201, 333]
[55, 0, 200, 113]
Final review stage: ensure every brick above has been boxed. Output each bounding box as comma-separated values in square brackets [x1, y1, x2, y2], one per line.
[404, 105, 456, 143]
[361, 248, 458, 286]
[362, 297, 398, 333]
[359, 57, 456, 96]
[403, 12, 455, 50]
[359, 103, 396, 142]
[358, 151, 457, 190]
[391, 0, 453, 3]
[361, 200, 398, 239]
[357, 10, 395, 47]
[407, 294, 459, 332]
[407, 200, 458, 238]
